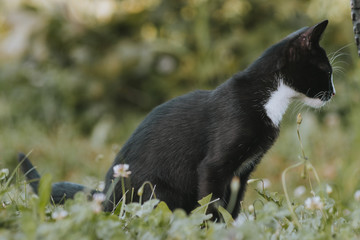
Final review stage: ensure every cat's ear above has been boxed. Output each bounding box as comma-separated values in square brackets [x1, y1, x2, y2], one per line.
[288, 20, 328, 61]
[300, 20, 328, 49]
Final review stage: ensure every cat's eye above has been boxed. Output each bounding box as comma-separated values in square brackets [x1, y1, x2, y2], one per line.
[328, 72, 332, 78]
[317, 63, 329, 71]
[316, 62, 332, 75]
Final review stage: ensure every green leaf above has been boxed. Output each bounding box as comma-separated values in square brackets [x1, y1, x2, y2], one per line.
[198, 194, 213, 206]
[112, 199, 123, 216]
[191, 193, 212, 215]
[218, 206, 234, 227]
[37, 173, 52, 220]
[156, 201, 172, 214]
[255, 189, 282, 207]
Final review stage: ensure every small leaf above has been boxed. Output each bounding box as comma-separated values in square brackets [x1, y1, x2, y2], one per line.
[218, 206, 234, 227]
[38, 173, 52, 220]
[113, 199, 123, 216]
[198, 193, 213, 206]
[191, 193, 213, 215]
[156, 201, 172, 214]
[255, 189, 282, 207]
[153, 201, 172, 222]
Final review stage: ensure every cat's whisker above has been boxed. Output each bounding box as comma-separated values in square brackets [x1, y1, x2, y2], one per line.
[328, 45, 349, 58]
[290, 102, 300, 115]
[333, 65, 346, 74]
[291, 100, 306, 116]
[333, 68, 344, 73]
[313, 92, 321, 98]
[332, 60, 349, 67]
[297, 103, 305, 114]
[329, 45, 351, 83]
[328, 43, 353, 64]
[313, 91, 325, 99]
[333, 65, 345, 71]
[296, 105, 306, 116]
[330, 52, 349, 64]
[333, 68, 345, 75]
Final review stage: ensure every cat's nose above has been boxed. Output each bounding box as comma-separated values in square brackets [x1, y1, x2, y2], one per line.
[330, 88, 336, 97]
[329, 85, 335, 97]
[329, 85, 336, 96]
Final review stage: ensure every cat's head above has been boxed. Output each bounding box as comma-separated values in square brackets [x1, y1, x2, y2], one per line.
[281, 20, 335, 108]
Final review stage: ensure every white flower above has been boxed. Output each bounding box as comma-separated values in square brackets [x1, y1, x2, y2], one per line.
[233, 214, 247, 227]
[98, 181, 105, 191]
[52, 209, 68, 220]
[92, 202, 103, 213]
[294, 186, 306, 197]
[93, 193, 106, 204]
[91, 193, 106, 213]
[305, 196, 323, 210]
[113, 164, 131, 178]
[354, 190, 360, 201]
[0, 169, 9, 181]
[248, 204, 254, 213]
[326, 184, 333, 195]
[247, 179, 258, 184]
[257, 179, 271, 190]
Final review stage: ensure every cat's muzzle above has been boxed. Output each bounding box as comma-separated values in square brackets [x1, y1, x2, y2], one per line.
[321, 90, 335, 102]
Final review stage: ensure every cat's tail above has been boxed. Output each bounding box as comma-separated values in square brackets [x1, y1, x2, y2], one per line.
[18, 153, 99, 204]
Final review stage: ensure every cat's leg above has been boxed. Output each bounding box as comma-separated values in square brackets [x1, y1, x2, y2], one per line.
[229, 158, 259, 218]
[229, 171, 251, 219]
[197, 162, 232, 220]
[197, 156, 258, 220]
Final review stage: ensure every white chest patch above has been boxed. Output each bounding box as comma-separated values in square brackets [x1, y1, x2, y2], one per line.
[264, 80, 329, 126]
[264, 82, 298, 126]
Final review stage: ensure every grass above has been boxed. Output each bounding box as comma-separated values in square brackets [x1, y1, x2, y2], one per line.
[1, 113, 360, 239]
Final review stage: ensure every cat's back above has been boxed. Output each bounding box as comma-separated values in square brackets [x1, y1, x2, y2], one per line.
[120, 89, 212, 160]
[141, 89, 211, 128]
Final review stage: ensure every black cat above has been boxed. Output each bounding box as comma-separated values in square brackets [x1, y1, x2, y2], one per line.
[18, 20, 335, 219]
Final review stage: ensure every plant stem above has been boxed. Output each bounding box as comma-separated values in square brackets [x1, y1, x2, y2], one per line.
[282, 161, 303, 230]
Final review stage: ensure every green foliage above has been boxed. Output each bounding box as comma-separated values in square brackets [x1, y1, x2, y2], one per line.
[2, 166, 360, 239]
[2, 118, 360, 239]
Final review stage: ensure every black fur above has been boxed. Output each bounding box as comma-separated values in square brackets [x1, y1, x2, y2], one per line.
[18, 20, 334, 220]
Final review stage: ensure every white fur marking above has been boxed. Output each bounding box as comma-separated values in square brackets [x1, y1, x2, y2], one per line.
[331, 74, 336, 95]
[264, 80, 329, 126]
[301, 96, 325, 108]
[264, 82, 298, 126]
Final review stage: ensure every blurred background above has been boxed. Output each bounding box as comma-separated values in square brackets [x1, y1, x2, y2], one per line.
[1, 0, 359, 206]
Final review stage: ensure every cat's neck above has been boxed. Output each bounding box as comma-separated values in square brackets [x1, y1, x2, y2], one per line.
[222, 73, 298, 127]
[264, 79, 299, 126]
